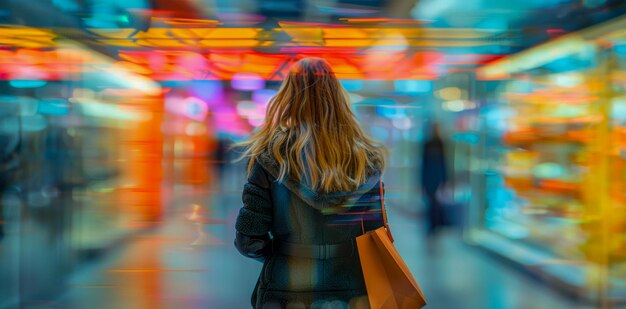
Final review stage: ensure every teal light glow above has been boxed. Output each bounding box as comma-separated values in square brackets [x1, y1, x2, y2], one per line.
[38, 99, 70, 115]
[10, 80, 47, 88]
[21, 115, 48, 132]
[52, 0, 80, 11]
[613, 98, 626, 120]
[452, 132, 480, 145]
[369, 126, 389, 141]
[533, 162, 565, 179]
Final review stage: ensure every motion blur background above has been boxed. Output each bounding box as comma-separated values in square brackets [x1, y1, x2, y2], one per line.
[0, 0, 626, 308]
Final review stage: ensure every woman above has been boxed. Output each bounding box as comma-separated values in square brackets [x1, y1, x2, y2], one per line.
[234, 58, 387, 309]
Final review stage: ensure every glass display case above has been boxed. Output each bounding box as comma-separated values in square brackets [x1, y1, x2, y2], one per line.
[471, 15, 626, 304]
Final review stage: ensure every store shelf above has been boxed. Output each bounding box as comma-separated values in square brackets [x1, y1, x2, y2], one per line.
[472, 13, 626, 304]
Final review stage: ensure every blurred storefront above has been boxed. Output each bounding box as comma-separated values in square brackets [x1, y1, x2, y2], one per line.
[0, 37, 164, 307]
[468, 15, 626, 306]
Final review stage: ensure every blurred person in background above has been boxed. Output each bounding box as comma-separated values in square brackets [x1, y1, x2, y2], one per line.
[233, 57, 387, 308]
[420, 122, 449, 244]
[215, 136, 234, 179]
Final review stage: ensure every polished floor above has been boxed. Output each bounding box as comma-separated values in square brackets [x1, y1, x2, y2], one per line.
[46, 165, 597, 309]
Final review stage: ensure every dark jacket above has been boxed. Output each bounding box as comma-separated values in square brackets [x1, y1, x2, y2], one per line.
[234, 152, 385, 308]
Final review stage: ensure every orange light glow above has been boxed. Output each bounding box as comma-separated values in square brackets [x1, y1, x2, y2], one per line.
[0, 22, 501, 81]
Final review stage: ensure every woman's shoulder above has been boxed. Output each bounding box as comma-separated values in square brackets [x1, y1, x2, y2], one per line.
[251, 151, 280, 181]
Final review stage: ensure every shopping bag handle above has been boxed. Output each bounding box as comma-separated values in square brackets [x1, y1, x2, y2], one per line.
[360, 180, 394, 242]
[379, 180, 394, 242]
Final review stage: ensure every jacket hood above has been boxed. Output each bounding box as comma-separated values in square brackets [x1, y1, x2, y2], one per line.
[256, 151, 382, 210]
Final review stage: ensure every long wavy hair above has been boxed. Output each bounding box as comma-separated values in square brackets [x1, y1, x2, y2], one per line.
[237, 57, 386, 193]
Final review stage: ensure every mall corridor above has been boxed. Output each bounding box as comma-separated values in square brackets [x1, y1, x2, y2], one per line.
[1, 0, 626, 308]
[47, 165, 592, 309]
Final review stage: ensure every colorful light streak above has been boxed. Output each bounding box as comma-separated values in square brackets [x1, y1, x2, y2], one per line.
[0, 21, 510, 81]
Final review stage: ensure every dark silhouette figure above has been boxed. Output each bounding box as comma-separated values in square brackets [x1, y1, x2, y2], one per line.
[215, 137, 233, 176]
[420, 123, 448, 237]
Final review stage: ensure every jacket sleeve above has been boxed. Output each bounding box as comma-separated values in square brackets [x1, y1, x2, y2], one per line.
[234, 161, 273, 262]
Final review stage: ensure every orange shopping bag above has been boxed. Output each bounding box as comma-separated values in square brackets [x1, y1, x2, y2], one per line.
[356, 181, 427, 309]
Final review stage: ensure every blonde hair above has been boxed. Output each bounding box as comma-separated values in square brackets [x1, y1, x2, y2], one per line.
[238, 57, 386, 193]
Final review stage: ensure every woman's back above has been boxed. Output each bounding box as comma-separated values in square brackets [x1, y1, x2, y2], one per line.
[234, 58, 386, 308]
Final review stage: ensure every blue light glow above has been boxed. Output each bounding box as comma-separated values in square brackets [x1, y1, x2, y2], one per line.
[394, 80, 432, 93]
[375, 106, 406, 119]
[190, 81, 224, 105]
[339, 80, 363, 91]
